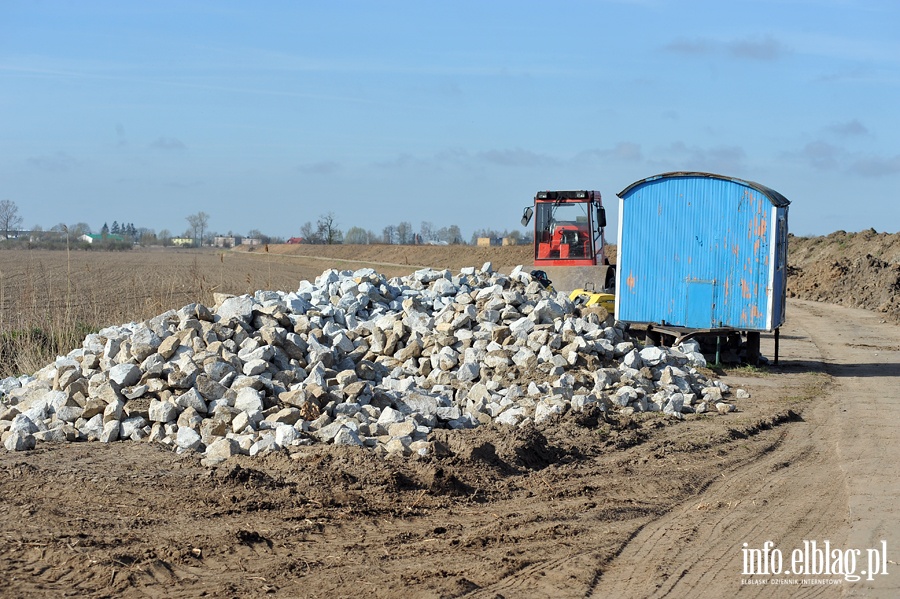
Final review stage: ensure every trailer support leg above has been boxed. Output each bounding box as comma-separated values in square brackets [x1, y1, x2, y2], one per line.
[774, 328, 780, 366]
[746, 332, 761, 365]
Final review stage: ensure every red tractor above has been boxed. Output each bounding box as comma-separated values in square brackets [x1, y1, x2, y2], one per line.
[521, 190, 616, 306]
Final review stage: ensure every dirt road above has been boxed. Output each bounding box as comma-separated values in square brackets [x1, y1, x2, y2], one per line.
[592, 299, 900, 598]
[0, 299, 897, 598]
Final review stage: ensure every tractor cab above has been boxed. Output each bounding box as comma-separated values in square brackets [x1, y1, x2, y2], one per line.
[521, 190, 615, 298]
[521, 190, 607, 267]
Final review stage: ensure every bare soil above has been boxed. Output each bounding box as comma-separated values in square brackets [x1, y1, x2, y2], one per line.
[787, 230, 900, 323]
[1, 239, 898, 598]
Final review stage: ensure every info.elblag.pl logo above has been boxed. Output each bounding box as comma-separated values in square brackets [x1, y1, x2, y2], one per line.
[742, 540, 890, 583]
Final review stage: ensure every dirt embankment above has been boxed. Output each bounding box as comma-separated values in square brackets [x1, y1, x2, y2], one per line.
[787, 229, 900, 323]
[233, 243, 618, 274]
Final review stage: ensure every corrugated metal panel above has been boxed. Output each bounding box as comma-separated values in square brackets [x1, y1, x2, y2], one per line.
[619, 171, 790, 208]
[617, 173, 789, 331]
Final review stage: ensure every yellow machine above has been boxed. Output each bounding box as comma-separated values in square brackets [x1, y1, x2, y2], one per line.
[568, 288, 616, 314]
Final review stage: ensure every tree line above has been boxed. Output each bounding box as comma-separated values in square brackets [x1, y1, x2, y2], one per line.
[0, 200, 529, 249]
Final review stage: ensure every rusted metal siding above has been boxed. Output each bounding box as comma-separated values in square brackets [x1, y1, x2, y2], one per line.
[615, 172, 789, 332]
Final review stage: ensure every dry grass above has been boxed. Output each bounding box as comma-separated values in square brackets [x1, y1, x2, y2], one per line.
[0, 248, 316, 377]
[0, 243, 537, 379]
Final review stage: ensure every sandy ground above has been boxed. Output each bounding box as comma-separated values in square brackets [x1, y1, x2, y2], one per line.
[1, 297, 897, 598]
[1, 240, 898, 598]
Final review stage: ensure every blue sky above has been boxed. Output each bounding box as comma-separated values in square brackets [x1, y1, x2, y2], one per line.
[1, 0, 898, 240]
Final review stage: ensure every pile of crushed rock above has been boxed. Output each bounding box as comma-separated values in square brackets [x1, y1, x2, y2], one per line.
[0, 263, 745, 462]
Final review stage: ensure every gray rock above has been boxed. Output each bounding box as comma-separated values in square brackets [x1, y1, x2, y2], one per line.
[79, 414, 104, 440]
[55, 405, 84, 423]
[456, 362, 480, 382]
[4, 431, 35, 451]
[216, 295, 256, 323]
[34, 427, 71, 443]
[175, 388, 208, 414]
[334, 427, 363, 446]
[204, 437, 239, 462]
[10, 414, 38, 436]
[131, 327, 162, 361]
[121, 416, 148, 438]
[234, 387, 264, 414]
[100, 420, 121, 442]
[249, 433, 278, 456]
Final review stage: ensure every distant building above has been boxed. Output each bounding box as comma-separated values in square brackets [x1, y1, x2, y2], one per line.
[214, 235, 241, 248]
[286, 237, 305, 244]
[171, 237, 194, 247]
[80, 233, 125, 244]
[241, 237, 262, 246]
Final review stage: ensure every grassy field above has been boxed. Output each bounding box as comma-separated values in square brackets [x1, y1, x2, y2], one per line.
[0, 244, 535, 378]
[0, 247, 321, 378]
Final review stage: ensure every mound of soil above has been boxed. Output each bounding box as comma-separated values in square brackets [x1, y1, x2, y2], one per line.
[787, 229, 900, 322]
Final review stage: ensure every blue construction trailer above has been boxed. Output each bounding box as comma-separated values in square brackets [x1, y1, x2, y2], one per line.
[615, 172, 790, 363]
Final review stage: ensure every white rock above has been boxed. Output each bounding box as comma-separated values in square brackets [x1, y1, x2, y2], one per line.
[175, 426, 202, 451]
[275, 424, 300, 447]
[234, 387, 264, 413]
[639, 346, 668, 367]
[149, 399, 178, 423]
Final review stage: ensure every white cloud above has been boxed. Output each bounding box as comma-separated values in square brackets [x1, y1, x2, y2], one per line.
[150, 137, 186, 150]
[849, 155, 900, 177]
[663, 35, 789, 61]
[26, 152, 78, 172]
[476, 148, 559, 168]
[297, 161, 341, 175]
[826, 119, 868, 137]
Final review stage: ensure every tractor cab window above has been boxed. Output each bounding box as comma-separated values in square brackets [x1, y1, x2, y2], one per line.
[535, 200, 592, 260]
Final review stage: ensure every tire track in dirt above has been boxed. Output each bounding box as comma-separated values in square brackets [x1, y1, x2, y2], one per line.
[589, 299, 900, 598]
[793, 300, 900, 598]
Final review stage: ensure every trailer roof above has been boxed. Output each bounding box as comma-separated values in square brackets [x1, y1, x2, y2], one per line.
[617, 171, 790, 208]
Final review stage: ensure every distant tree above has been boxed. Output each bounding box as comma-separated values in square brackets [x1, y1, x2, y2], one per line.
[186, 211, 210, 247]
[420, 221, 435, 243]
[0, 200, 23, 240]
[101, 222, 110, 237]
[71, 222, 91, 237]
[246, 229, 274, 244]
[344, 226, 369, 245]
[139, 230, 157, 246]
[300, 221, 320, 244]
[396, 221, 413, 244]
[111, 221, 120, 234]
[443, 224, 463, 245]
[382, 225, 396, 245]
[316, 212, 343, 245]
[158, 229, 172, 246]
[507, 230, 522, 244]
